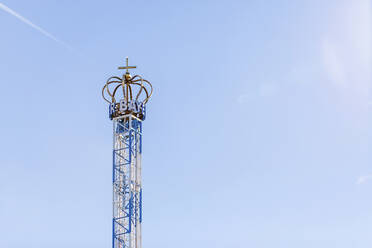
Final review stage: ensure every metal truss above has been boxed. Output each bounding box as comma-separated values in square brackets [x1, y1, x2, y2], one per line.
[112, 114, 142, 248]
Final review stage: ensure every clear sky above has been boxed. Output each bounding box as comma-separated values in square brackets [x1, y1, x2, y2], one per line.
[0, 0, 371, 247]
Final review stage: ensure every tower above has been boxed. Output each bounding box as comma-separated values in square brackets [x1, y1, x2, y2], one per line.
[102, 58, 153, 248]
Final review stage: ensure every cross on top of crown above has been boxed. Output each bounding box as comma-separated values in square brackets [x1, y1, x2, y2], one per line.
[118, 57, 136, 74]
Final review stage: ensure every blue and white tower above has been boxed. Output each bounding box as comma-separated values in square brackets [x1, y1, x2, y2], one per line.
[102, 58, 153, 248]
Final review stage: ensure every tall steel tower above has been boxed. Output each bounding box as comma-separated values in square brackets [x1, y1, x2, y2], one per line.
[102, 58, 153, 248]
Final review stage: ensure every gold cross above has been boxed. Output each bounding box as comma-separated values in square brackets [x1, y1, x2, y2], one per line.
[118, 57, 136, 73]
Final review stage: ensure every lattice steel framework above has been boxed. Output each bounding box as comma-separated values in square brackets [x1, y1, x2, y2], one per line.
[112, 115, 143, 248]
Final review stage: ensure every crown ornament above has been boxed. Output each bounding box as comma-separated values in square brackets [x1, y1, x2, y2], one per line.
[102, 57, 153, 120]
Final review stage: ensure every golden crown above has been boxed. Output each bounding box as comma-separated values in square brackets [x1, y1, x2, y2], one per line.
[102, 58, 153, 120]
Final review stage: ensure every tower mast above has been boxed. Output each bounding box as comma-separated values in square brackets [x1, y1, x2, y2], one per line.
[102, 58, 153, 248]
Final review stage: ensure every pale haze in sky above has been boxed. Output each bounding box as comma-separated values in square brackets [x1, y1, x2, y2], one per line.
[0, 0, 371, 247]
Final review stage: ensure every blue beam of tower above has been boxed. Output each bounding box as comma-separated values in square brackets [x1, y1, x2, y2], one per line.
[102, 58, 153, 248]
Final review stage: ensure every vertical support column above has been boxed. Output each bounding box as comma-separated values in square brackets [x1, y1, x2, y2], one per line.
[135, 120, 142, 248]
[112, 115, 142, 248]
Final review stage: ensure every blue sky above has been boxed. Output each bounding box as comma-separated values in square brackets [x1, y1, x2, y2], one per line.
[0, 0, 371, 247]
